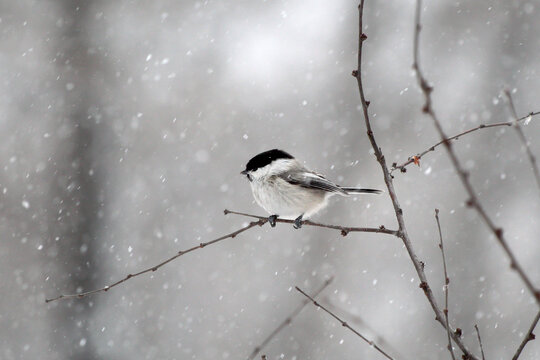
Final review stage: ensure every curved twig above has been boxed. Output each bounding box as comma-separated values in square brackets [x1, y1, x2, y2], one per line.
[474, 325, 486, 360]
[296, 285, 395, 360]
[505, 90, 540, 194]
[247, 277, 334, 360]
[412, 0, 539, 305]
[353, 1, 479, 358]
[322, 296, 410, 360]
[512, 310, 540, 360]
[391, 111, 540, 173]
[46, 209, 397, 303]
[46, 217, 267, 302]
[435, 209, 456, 360]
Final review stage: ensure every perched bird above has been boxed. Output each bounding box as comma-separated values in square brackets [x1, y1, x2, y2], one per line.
[241, 149, 381, 228]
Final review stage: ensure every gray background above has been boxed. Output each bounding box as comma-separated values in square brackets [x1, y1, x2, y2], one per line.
[1, 0, 539, 359]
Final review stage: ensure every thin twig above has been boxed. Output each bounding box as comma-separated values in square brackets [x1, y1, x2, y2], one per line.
[46, 209, 397, 303]
[412, 0, 540, 305]
[504, 90, 540, 194]
[512, 310, 540, 360]
[323, 296, 409, 360]
[247, 277, 334, 360]
[295, 286, 395, 360]
[474, 325, 486, 360]
[353, 1, 479, 358]
[46, 217, 267, 303]
[224, 210, 398, 236]
[435, 209, 456, 360]
[391, 111, 540, 173]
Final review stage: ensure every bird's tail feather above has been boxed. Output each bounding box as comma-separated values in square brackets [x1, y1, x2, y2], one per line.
[341, 187, 382, 195]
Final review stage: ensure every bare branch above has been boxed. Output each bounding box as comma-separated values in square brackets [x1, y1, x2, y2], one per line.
[435, 209, 456, 360]
[46, 209, 398, 303]
[412, 0, 540, 305]
[224, 210, 398, 236]
[474, 325, 486, 360]
[512, 310, 540, 360]
[247, 277, 334, 360]
[295, 285, 395, 360]
[391, 111, 540, 173]
[504, 90, 540, 194]
[322, 296, 409, 360]
[46, 217, 267, 303]
[353, 1, 479, 358]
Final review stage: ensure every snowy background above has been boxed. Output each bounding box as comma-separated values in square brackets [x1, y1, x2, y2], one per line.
[1, 0, 540, 359]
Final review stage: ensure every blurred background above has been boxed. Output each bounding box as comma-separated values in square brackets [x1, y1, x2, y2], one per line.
[1, 0, 539, 359]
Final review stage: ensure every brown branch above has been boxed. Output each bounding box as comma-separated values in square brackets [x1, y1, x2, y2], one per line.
[224, 210, 399, 236]
[435, 209, 456, 360]
[474, 325, 486, 360]
[322, 296, 409, 360]
[353, 1, 479, 358]
[512, 310, 540, 360]
[46, 209, 397, 303]
[46, 217, 267, 303]
[391, 111, 540, 173]
[412, 0, 540, 305]
[295, 285, 395, 360]
[247, 277, 334, 360]
[504, 90, 540, 193]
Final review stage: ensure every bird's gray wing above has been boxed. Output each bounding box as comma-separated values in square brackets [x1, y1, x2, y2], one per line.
[280, 171, 347, 195]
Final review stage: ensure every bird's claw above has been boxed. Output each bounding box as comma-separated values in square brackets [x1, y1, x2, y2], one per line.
[268, 215, 278, 227]
[293, 215, 303, 229]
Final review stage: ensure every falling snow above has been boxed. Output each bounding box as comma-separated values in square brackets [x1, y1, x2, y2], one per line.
[2, 1, 539, 360]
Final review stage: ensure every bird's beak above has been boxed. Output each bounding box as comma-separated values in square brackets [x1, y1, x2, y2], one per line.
[240, 170, 248, 175]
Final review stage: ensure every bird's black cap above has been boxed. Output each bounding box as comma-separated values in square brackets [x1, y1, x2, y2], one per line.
[242, 149, 294, 173]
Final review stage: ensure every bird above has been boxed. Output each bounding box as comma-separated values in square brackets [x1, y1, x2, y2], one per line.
[241, 149, 381, 228]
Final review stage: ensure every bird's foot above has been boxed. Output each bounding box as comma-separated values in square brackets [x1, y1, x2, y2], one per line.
[268, 215, 278, 227]
[293, 215, 304, 229]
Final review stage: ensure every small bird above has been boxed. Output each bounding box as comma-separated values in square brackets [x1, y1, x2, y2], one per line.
[241, 149, 381, 228]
